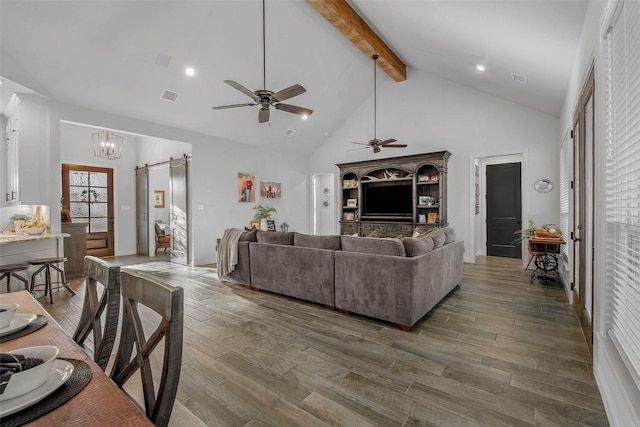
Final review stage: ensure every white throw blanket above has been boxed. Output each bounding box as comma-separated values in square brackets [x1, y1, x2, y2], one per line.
[217, 228, 245, 278]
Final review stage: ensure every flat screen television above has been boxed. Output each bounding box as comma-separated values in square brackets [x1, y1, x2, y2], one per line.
[362, 182, 412, 217]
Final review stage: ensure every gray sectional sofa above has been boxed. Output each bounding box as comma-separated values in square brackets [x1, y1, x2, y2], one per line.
[222, 228, 464, 330]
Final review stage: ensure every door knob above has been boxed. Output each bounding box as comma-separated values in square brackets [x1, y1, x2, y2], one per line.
[573, 237, 581, 242]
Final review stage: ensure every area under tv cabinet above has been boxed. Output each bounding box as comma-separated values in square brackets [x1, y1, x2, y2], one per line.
[337, 151, 451, 237]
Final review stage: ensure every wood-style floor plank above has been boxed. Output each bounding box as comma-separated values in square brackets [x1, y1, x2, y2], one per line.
[35, 254, 608, 426]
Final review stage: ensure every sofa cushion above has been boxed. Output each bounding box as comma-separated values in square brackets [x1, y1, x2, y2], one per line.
[154, 222, 167, 236]
[441, 227, 455, 244]
[257, 230, 294, 245]
[402, 234, 435, 257]
[341, 235, 406, 257]
[239, 227, 258, 242]
[427, 229, 446, 247]
[294, 233, 341, 250]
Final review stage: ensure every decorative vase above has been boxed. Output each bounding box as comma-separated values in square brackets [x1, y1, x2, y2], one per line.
[13, 220, 25, 234]
[260, 218, 268, 231]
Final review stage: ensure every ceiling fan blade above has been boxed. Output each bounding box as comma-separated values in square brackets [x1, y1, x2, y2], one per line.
[380, 138, 397, 146]
[224, 80, 258, 100]
[258, 108, 270, 123]
[350, 142, 370, 146]
[385, 144, 408, 148]
[275, 103, 313, 116]
[212, 103, 255, 110]
[272, 84, 306, 102]
[347, 146, 369, 152]
[373, 146, 381, 154]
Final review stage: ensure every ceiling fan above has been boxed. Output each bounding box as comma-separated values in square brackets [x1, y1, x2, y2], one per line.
[212, 0, 312, 124]
[351, 54, 406, 153]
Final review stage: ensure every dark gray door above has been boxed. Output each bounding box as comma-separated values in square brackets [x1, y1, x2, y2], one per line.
[486, 163, 522, 258]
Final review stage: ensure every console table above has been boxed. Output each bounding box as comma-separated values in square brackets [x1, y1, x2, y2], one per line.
[528, 236, 565, 285]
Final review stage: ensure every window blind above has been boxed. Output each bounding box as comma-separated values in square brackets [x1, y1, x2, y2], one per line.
[604, 0, 640, 388]
[560, 136, 571, 258]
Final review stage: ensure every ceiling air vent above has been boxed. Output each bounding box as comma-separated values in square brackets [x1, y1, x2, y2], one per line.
[511, 73, 528, 84]
[160, 89, 180, 103]
[284, 129, 296, 137]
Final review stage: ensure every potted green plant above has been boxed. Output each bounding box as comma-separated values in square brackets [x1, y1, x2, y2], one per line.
[253, 205, 277, 231]
[513, 220, 537, 245]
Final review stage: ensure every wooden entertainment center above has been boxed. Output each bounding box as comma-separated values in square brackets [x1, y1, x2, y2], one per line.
[337, 151, 450, 237]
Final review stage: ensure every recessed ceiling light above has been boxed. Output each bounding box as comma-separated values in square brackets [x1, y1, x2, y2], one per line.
[476, 64, 486, 72]
[185, 67, 195, 77]
[301, 114, 308, 120]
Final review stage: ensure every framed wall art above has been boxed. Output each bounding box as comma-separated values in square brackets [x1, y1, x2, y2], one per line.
[238, 172, 255, 203]
[427, 212, 438, 224]
[260, 180, 281, 199]
[154, 190, 165, 208]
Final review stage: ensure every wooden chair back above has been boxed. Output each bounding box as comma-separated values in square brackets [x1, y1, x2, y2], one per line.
[110, 270, 184, 427]
[72, 256, 121, 370]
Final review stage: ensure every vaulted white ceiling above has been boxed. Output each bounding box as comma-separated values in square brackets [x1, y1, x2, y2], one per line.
[0, 0, 588, 155]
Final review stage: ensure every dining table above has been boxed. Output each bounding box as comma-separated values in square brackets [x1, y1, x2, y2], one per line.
[0, 290, 153, 426]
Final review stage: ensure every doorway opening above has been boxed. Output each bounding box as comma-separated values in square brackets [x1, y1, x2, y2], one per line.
[311, 173, 336, 235]
[471, 152, 526, 263]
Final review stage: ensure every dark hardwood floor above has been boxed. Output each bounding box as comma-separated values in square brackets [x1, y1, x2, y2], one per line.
[38, 255, 608, 426]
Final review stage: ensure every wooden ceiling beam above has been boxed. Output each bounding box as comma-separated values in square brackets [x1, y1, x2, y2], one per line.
[306, 0, 406, 82]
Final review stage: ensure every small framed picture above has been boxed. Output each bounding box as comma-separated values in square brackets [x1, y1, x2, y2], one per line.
[343, 212, 355, 221]
[266, 219, 276, 231]
[249, 220, 260, 230]
[346, 199, 357, 207]
[343, 179, 357, 188]
[418, 175, 430, 182]
[427, 213, 438, 224]
[61, 210, 72, 222]
[418, 214, 426, 223]
[418, 196, 430, 206]
[154, 190, 165, 208]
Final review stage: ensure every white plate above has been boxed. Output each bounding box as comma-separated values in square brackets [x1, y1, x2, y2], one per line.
[0, 313, 37, 338]
[0, 359, 74, 417]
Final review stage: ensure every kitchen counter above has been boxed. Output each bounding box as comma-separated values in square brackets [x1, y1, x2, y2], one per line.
[0, 232, 69, 244]
[0, 233, 68, 292]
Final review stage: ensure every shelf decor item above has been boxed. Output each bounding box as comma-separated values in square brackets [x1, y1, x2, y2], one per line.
[346, 199, 357, 207]
[343, 179, 357, 188]
[344, 212, 355, 221]
[418, 175, 430, 182]
[427, 213, 438, 224]
[419, 195, 435, 206]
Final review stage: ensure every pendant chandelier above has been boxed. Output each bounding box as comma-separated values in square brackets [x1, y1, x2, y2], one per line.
[92, 130, 123, 160]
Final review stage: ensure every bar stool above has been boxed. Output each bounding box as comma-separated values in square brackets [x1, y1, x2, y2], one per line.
[29, 257, 76, 304]
[0, 263, 30, 292]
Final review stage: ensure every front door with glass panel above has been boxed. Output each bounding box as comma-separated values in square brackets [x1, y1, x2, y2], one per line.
[62, 164, 114, 257]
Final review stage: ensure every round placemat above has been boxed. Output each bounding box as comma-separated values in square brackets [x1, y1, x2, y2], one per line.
[0, 315, 48, 343]
[0, 358, 92, 427]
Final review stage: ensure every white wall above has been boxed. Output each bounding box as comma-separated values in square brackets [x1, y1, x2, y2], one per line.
[309, 68, 560, 263]
[49, 102, 309, 266]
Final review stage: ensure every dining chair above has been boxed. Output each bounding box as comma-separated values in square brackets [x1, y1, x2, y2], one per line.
[72, 256, 121, 371]
[110, 270, 184, 427]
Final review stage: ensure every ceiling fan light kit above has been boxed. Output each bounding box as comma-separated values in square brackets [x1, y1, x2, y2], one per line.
[351, 54, 406, 153]
[212, 0, 312, 124]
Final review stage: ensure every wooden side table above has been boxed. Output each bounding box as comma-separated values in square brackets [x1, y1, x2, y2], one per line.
[528, 236, 565, 285]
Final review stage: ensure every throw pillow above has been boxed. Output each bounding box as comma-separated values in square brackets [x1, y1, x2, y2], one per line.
[294, 233, 341, 250]
[441, 227, 455, 244]
[239, 227, 258, 242]
[402, 234, 434, 257]
[429, 229, 446, 248]
[340, 235, 406, 257]
[256, 230, 294, 245]
[155, 222, 166, 236]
